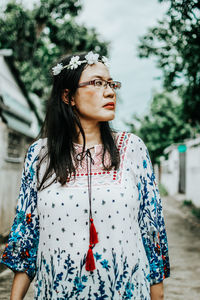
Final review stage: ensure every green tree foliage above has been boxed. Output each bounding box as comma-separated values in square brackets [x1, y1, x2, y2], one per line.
[0, 0, 109, 99]
[138, 0, 200, 125]
[129, 92, 193, 164]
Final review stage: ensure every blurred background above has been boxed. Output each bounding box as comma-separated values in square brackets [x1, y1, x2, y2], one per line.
[0, 0, 200, 299]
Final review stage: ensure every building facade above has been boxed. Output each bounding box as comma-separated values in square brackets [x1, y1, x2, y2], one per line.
[0, 54, 43, 235]
[160, 137, 200, 207]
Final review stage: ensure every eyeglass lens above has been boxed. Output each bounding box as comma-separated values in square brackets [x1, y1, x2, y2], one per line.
[94, 79, 121, 90]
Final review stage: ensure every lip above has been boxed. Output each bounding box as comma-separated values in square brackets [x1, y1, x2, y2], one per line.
[103, 102, 115, 109]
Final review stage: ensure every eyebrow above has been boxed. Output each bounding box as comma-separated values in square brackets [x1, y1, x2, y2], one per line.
[90, 75, 113, 81]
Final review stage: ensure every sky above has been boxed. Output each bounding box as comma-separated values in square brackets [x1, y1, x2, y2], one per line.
[77, 0, 169, 130]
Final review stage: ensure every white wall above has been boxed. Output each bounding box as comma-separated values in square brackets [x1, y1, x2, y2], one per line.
[161, 138, 200, 208]
[186, 145, 200, 207]
[160, 148, 179, 195]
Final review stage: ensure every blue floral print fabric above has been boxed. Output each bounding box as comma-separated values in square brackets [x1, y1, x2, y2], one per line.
[1, 141, 40, 280]
[1, 132, 170, 299]
[137, 142, 170, 285]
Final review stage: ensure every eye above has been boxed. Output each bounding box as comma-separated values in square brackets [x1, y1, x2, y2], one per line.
[94, 79, 103, 87]
[112, 81, 121, 89]
[109, 82, 116, 89]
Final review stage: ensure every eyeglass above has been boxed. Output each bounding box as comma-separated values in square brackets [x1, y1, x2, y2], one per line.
[78, 79, 121, 90]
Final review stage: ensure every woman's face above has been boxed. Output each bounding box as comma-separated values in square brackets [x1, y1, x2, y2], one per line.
[72, 62, 116, 123]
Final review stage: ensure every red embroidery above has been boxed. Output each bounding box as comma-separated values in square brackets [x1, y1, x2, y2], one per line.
[66, 132, 130, 187]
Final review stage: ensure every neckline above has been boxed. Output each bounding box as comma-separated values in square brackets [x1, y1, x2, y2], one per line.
[73, 142, 103, 148]
[73, 143, 103, 158]
[72, 131, 121, 149]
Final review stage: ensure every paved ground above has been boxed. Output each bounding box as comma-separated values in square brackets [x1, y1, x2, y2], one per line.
[163, 196, 200, 299]
[0, 195, 200, 299]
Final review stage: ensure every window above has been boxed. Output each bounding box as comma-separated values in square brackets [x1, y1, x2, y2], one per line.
[6, 131, 23, 162]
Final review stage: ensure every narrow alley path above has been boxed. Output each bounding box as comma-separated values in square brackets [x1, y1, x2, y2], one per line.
[163, 196, 200, 299]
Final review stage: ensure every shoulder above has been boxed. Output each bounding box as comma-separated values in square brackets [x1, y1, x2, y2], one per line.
[114, 131, 147, 150]
[27, 138, 47, 157]
[127, 133, 153, 173]
[127, 132, 147, 151]
[119, 132, 149, 164]
[24, 138, 47, 169]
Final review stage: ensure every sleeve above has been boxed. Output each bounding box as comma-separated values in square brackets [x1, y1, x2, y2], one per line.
[0, 141, 40, 281]
[136, 138, 170, 285]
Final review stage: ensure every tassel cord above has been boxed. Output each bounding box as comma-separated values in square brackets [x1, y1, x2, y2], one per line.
[76, 147, 98, 271]
[76, 147, 95, 230]
[86, 148, 94, 220]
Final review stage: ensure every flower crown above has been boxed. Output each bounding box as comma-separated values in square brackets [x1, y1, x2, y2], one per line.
[52, 51, 110, 76]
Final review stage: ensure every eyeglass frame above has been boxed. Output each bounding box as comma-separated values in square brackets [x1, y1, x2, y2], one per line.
[77, 79, 121, 90]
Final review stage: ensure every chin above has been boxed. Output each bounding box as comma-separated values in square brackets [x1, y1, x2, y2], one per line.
[108, 114, 115, 121]
[100, 113, 115, 122]
[108, 112, 115, 121]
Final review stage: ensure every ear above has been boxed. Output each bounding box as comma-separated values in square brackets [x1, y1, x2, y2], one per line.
[61, 89, 76, 106]
[61, 89, 69, 104]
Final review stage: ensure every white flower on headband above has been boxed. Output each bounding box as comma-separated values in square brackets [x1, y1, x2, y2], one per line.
[52, 63, 63, 75]
[52, 51, 110, 75]
[102, 56, 110, 67]
[68, 56, 82, 70]
[85, 51, 99, 65]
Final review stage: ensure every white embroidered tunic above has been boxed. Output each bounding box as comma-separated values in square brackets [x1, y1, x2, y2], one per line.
[1, 132, 170, 300]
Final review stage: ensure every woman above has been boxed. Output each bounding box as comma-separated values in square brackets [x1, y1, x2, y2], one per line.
[1, 51, 170, 299]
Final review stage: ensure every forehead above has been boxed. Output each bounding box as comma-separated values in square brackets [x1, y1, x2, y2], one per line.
[79, 62, 111, 81]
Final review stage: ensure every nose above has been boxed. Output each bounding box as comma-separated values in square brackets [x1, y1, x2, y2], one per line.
[103, 84, 115, 98]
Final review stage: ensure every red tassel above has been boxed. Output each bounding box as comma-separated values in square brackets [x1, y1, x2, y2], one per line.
[85, 245, 96, 271]
[90, 218, 99, 244]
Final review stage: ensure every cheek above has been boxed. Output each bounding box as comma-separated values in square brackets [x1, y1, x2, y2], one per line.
[76, 99, 97, 114]
[74, 90, 116, 121]
[76, 102, 100, 118]
[75, 90, 100, 112]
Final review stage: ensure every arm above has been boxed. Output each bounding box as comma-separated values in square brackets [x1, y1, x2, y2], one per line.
[150, 282, 164, 300]
[136, 138, 170, 285]
[0, 141, 40, 296]
[10, 272, 31, 300]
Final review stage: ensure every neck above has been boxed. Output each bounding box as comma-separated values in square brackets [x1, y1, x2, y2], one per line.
[75, 121, 102, 147]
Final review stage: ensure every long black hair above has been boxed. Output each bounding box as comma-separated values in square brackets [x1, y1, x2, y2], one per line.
[37, 53, 120, 190]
